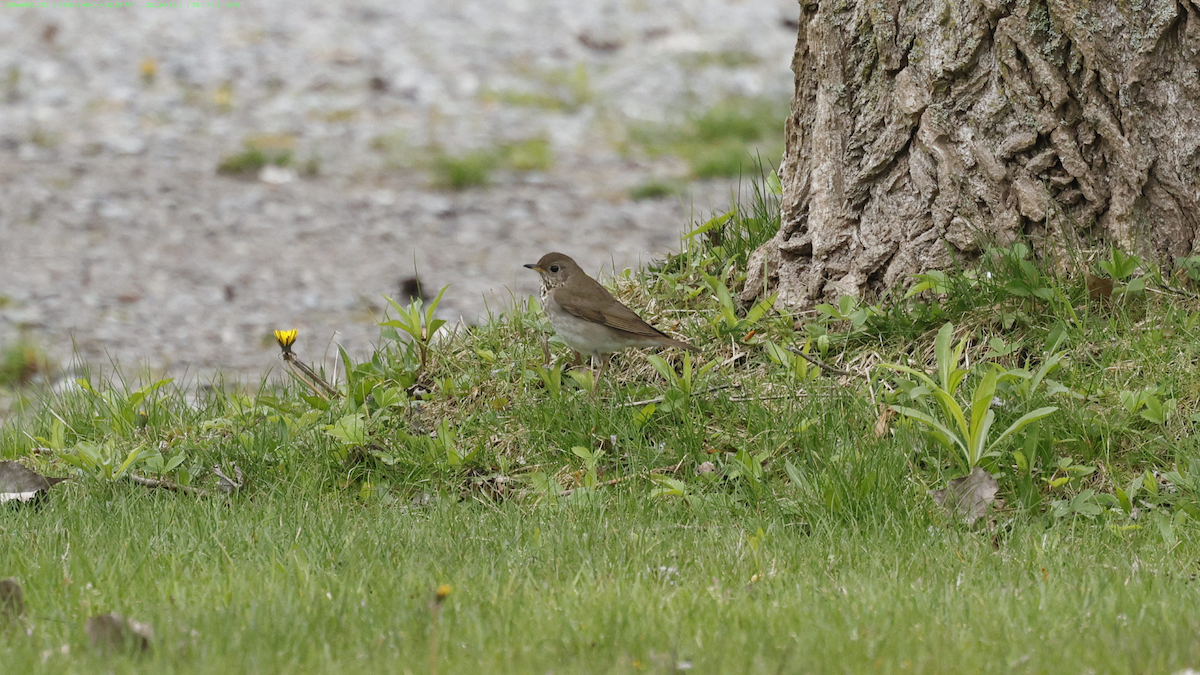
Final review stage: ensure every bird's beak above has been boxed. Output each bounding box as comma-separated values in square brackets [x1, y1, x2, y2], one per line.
[523, 264, 544, 272]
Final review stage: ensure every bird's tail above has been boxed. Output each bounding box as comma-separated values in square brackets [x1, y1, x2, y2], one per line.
[659, 335, 700, 353]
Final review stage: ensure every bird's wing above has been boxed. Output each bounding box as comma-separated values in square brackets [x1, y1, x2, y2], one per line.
[552, 281, 669, 339]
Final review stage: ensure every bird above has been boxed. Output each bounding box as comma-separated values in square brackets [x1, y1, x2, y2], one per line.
[524, 252, 698, 388]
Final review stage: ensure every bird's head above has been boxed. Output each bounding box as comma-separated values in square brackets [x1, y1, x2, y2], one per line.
[524, 252, 580, 288]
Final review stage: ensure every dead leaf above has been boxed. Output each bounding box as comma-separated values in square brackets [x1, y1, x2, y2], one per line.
[694, 461, 716, 475]
[0, 461, 68, 505]
[85, 613, 154, 653]
[0, 578, 23, 621]
[929, 467, 999, 525]
[873, 406, 895, 438]
[1086, 273, 1113, 302]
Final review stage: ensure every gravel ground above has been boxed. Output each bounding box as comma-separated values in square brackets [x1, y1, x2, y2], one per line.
[0, 0, 798, 382]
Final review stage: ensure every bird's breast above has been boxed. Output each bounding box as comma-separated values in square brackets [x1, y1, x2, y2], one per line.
[543, 293, 659, 356]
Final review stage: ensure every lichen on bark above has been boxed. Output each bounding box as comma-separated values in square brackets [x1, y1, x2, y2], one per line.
[746, 0, 1200, 307]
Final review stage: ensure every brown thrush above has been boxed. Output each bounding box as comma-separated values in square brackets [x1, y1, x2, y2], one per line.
[524, 252, 698, 386]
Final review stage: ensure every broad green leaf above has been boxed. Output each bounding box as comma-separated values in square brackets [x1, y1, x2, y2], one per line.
[987, 407, 1059, 453]
[905, 271, 950, 298]
[969, 368, 999, 442]
[814, 303, 839, 320]
[890, 405, 967, 456]
[1013, 450, 1029, 474]
[566, 369, 595, 392]
[381, 293, 408, 315]
[934, 323, 954, 391]
[784, 460, 804, 487]
[116, 446, 149, 478]
[324, 413, 366, 446]
[1030, 351, 1065, 393]
[878, 363, 939, 390]
[633, 403, 657, 428]
[766, 170, 782, 195]
[746, 293, 778, 324]
[970, 409, 995, 467]
[649, 475, 690, 499]
[684, 210, 734, 240]
[646, 355, 676, 385]
[337, 344, 355, 389]
[164, 453, 187, 473]
[930, 388, 970, 441]
[424, 285, 449, 329]
[1116, 487, 1132, 514]
[1143, 470, 1159, 496]
[1005, 281, 1031, 297]
[763, 341, 788, 366]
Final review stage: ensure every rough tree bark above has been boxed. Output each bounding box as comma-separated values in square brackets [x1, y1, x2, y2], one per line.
[745, 0, 1200, 307]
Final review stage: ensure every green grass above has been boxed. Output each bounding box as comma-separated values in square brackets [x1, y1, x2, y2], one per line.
[374, 135, 554, 189]
[427, 139, 554, 190]
[0, 338, 46, 388]
[500, 138, 553, 172]
[629, 98, 787, 179]
[3, 489, 1198, 674]
[431, 150, 497, 190]
[681, 50, 764, 69]
[483, 63, 593, 113]
[629, 179, 684, 201]
[3, 177, 1200, 672]
[216, 135, 295, 176]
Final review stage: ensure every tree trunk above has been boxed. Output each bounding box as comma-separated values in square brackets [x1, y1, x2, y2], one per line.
[745, 0, 1200, 306]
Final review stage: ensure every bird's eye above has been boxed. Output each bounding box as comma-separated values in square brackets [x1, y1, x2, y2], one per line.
[549, 265, 560, 273]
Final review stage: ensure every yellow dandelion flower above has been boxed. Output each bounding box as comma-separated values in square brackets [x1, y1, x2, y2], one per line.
[435, 584, 452, 602]
[274, 329, 297, 354]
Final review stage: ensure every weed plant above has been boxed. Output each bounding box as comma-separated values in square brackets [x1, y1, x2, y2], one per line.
[630, 98, 788, 178]
[216, 135, 296, 176]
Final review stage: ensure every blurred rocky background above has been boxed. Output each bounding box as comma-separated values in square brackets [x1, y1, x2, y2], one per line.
[0, 0, 798, 385]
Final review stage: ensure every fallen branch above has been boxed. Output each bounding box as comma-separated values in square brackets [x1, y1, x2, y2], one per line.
[127, 473, 212, 497]
[728, 392, 809, 402]
[785, 346, 869, 379]
[1153, 280, 1200, 301]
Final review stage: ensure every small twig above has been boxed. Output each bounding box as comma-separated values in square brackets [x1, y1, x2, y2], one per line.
[509, 464, 542, 475]
[785, 346, 869, 379]
[1154, 280, 1200, 301]
[728, 392, 809, 402]
[127, 473, 212, 497]
[617, 384, 737, 408]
